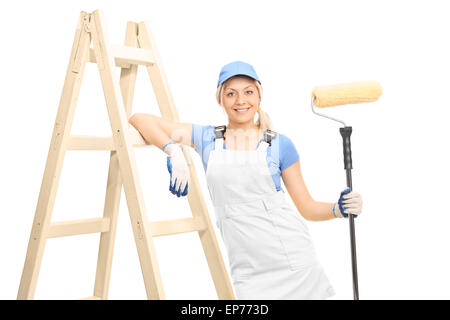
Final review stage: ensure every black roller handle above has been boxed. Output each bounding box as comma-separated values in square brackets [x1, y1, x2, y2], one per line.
[339, 126, 359, 300]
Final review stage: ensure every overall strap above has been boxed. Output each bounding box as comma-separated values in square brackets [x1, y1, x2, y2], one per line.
[263, 129, 277, 146]
[257, 129, 277, 152]
[214, 125, 226, 150]
[214, 125, 277, 150]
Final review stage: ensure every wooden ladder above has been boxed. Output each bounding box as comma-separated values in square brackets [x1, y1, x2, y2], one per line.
[17, 9, 234, 300]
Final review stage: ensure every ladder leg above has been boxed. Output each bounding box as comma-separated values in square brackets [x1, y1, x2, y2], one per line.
[93, 151, 122, 299]
[93, 22, 140, 300]
[191, 172, 236, 299]
[137, 21, 235, 299]
[17, 12, 92, 299]
[90, 10, 165, 299]
[197, 216, 236, 299]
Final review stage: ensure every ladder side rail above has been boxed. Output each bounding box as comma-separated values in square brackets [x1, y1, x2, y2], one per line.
[138, 21, 235, 299]
[17, 12, 92, 300]
[90, 10, 165, 299]
[93, 21, 140, 300]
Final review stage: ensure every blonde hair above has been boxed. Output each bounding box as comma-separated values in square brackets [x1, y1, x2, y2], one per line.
[216, 77, 273, 133]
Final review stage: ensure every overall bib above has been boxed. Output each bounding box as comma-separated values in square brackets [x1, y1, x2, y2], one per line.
[205, 126, 335, 300]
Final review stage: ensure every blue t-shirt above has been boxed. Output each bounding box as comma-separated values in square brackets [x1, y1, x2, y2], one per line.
[191, 124, 299, 191]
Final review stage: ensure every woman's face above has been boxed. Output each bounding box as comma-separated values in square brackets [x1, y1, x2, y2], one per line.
[222, 76, 260, 128]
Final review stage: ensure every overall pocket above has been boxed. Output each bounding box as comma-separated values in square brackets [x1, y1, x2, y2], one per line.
[219, 218, 255, 280]
[219, 206, 287, 279]
[229, 253, 253, 280]
[267, 206, 318, 271]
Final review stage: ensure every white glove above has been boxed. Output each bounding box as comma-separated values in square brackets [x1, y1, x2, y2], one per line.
[334, 188, 363, 218]
[164, 143, 190, 197]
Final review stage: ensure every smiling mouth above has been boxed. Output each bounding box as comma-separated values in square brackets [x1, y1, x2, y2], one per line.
[234, 107, 251, 113]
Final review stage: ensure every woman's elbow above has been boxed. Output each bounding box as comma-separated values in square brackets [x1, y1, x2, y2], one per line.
[128, 113, 139, 126]
[128, 113, 158, 128]
[296, 200, 316, 221]
[299, 211, 314, 221]
[128, 113, 145, 125]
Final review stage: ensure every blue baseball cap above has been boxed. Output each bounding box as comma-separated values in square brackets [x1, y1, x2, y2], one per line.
[217, 61, 261, 88]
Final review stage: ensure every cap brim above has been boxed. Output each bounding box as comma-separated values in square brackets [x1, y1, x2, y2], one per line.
[218, 74, 260, 87]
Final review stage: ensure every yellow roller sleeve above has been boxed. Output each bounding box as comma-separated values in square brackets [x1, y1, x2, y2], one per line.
[312, 81, 382, 108]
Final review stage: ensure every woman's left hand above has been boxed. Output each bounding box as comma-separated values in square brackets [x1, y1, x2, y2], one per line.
[335, 188, 363, 218]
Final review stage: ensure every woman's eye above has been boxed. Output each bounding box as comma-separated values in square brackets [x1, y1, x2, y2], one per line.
[227, 92, 234, 97]
[246, 90, 253, 94]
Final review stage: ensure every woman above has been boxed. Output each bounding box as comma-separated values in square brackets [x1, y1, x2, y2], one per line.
[128, 61, 363, 299]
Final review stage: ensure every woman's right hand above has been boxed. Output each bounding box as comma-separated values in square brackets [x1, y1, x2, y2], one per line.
[128, 114, 193, 197]
[164, 143, 190, 197]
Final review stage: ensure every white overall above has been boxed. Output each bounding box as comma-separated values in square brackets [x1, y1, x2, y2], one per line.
[205, 131, 335, 300]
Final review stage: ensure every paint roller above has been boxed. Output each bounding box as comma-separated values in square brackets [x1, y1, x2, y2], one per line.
[311, 80, 382, 300]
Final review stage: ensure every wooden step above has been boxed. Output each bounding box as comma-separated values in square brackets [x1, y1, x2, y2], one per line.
[48, 218, 110, 238]
[150, 217, 207, 237]
[89, 45, 155, 68]
[47, 216, 207, 239]
[67, 131, 150, 150]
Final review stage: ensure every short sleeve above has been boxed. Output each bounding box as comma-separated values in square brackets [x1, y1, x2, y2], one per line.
[279, 134, 299, 171]
[191, 124, 215, 171]
[192, 123, 205, 155]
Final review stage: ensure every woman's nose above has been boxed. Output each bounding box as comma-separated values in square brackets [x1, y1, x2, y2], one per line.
[236, 93, 246, 104]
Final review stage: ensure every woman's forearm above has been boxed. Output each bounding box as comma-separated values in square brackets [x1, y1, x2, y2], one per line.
[128, 114, 171, 150]
[302, 200, 342, 221]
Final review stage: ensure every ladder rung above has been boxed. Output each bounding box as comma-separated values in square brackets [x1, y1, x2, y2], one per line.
[150, 217, 207, 237]
[89, 45, 155, 68]
[48, 218, 110, 238]
[67, 131, 150, 150]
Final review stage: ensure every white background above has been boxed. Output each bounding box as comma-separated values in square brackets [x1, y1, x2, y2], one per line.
[1, 0, 449, 300]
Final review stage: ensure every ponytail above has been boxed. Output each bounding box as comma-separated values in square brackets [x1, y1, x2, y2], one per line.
[253, 80, 273, 132]
[256, 108, 272, 133]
